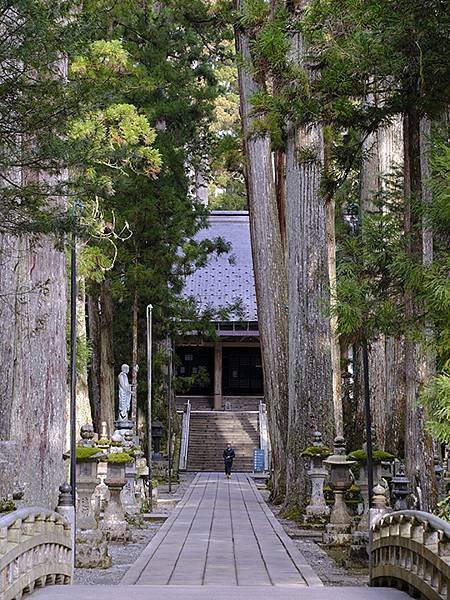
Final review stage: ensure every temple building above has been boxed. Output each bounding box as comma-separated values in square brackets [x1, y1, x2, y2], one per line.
[175, 210, 263, 412]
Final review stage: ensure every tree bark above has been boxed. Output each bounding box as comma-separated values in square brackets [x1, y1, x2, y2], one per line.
[403, 108, 436, 511]
[87, 280, 115, 436]
[357, 112, 406, 452]
[99, 279, 115, 436]
[131, 289, 139, 428]
[235, 2, 289, 501]
[73, 271, 92, 438]
[0, 234, 67, 509]
[87, 290, 101, 431]
[284, 18, 334, 509]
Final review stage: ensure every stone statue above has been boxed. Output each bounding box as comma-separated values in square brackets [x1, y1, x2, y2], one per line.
[118, 364, 132, 421]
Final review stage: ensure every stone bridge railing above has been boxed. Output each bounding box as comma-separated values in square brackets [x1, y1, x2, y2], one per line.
[370, 510, 450, 599]
[0, 508, 72, 600]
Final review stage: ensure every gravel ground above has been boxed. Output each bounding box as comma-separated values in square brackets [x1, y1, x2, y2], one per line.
[74, 473, 196, 585]
[262, 490, 368, 587]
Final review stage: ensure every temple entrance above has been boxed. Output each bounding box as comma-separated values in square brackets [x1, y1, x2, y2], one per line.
[222, 346, 263, 395]
[175, 346, 214, 395]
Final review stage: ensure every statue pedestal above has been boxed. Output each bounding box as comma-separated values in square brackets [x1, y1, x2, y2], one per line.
[114, 419, 134, 434]
[76, 457, 111, 569]
[102, 463, 131, 542]
[305, 464, 330, 521]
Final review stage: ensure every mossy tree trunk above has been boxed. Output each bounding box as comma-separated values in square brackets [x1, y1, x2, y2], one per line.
[235, 0, 289, 502]
[356, 110, 406, 454]
[284, 4, 334, 510]
[87, 279, 115, 436]
[403, 109, 436, 511]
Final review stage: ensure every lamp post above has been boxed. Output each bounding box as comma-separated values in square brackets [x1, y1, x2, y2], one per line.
[146, 304, 153, 507]
[168, 343, 173, 493]
[69, 207, 77, 513]
[344, 204, 374, 508]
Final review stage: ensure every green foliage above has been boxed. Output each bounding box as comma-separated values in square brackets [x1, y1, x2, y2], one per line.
[173, 366, 211, 394]
[421, 372, 450, 443]
[237, 0, 270, 28]
[436, 494, 450, 522]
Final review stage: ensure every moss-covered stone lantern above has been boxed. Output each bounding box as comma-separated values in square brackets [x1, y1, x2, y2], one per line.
[323, 436, 356, 545]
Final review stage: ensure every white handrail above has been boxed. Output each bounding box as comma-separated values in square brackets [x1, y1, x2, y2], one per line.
[259, 400, 270, 472]
[179, 400, 191, 470]
[0, 507, 73, 600]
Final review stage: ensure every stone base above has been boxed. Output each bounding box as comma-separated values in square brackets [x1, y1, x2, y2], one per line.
[350, 530, 369, 562]
[305, 505, 330, 521]
[114, 419, 134, 433]
[76, 528, 111, 569]
[101, 518, 131, 543]
[323, 523, 353, 546]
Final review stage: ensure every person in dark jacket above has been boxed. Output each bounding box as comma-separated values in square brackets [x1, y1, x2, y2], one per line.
[223, 443, 235, 479]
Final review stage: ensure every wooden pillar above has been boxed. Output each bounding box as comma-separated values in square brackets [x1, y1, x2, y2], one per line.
[214, 342, 223, 410]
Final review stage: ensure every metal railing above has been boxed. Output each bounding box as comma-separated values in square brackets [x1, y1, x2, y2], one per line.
[0, 507, 72, 600]
[258, 400, 271, 472]
[370, 509, 450, 599]
[179, 400, 191, 471]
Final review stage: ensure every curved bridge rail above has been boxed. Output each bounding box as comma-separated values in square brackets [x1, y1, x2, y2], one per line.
[0, 508, 72, 600]
[371, 510, 450, 600]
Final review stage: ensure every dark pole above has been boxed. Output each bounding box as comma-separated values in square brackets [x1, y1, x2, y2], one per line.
[146, 304, 153, 508]
[168, 342, 173, 493]
[362, 338, 374, 507]
[69, 215, 77, 511]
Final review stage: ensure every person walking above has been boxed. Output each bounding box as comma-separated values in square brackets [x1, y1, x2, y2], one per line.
[223, 442, 235, 479]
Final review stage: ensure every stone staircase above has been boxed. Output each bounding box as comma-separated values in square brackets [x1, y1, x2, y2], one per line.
[187, 412, 260, 472]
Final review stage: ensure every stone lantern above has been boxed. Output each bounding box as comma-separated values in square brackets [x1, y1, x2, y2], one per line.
[152, 420, 164, 460]
[304, 431, 330, 521]
[323, 436, 356, 545]
[102, 455, 132, 542]
[391, 464, 411, 510]
[75, 443, 111, 568]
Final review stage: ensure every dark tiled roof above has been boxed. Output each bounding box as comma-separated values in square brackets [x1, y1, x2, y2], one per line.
[183, 211, 258, 321]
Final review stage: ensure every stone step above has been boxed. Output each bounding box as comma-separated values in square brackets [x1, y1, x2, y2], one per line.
[187, 412, 260, 472]
[33, 585, 410, 600]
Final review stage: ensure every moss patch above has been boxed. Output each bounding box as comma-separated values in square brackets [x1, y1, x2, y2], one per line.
[348, 449, 394, 463]
[107, 452, 132, 464]
[76, 447, 102, 461]
[301, 445, 331, 458]
[0, 499, 16, 513]
[280, 506, 305, 522]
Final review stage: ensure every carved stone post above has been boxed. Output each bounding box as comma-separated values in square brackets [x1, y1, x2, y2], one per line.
[391, 464, 411, 510]
[75, 449, 111, 568]
[102, 457, 132, 542]
[135, 456, 149, 509]
[121, 459, 140, 516]
[93, 459, 109, 519]
[323, 437, 356, 545]
[304, 432, 330, 521]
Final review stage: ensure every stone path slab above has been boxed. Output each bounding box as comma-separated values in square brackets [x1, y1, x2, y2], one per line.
[121, 472, 320, 587]
[32, 472, 411, 600]
[33, 584, 410, 600]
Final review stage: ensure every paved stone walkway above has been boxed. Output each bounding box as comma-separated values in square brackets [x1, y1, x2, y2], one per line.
[34, 472, 410, 599]
[122, 472, 321, 587]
